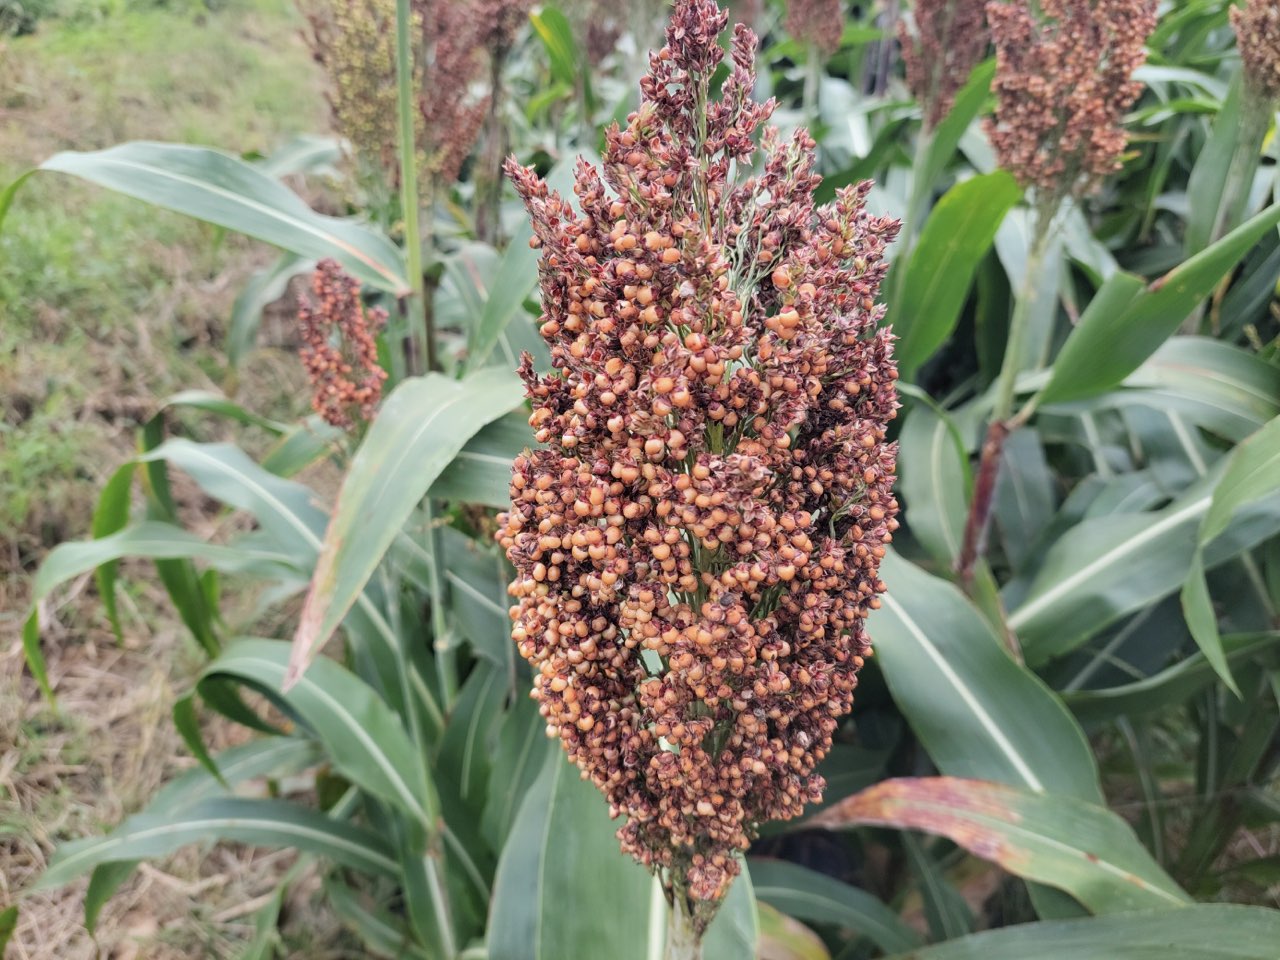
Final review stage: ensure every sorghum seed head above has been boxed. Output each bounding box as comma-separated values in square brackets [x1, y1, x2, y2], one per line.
[500, 0, 900, 917]
[985, 0, 1157, 201]
[785, 0, 845, 55]
[296, 260, 388, 429]
[1232, 0, 1280, 104]
[898, 0, 990, 130]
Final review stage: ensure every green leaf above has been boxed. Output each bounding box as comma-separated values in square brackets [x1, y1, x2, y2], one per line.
[903, 833, 973, 940]
[38, 798, 398, 891]
[1180, 555, 1239, 695]
[1063, 633, 1280, 722]
[228, 254, 311, 369]
[37, 142, 409, 295]
[429, 411, 527, 508]
[1185, 73, 1266, 257]
[755, 903, 829, 960]
[812, 777, 1189, 913]
[917, 60, 996, 205]
[873, 552, 1103, 802]
[90, 462, 137, 642]
[881, 904, 1280, 959]
[488, 753, 757, 960]
[1178, 416, 1280, 693]
[161, 391, 289, 434]
[324, 877, 431, 959]
[289, 369, 524, 681]
[200, 639, 435, 828]
[1199, 415, 1280, 546]
[81, 737, 323, 933]
[1040, 203, 1280, 405]
[897, 395, 970, 566]
[892, 171, 1021, 374]
[749, 858, 922, 955]
[466, 220, 538, 371]
[0, 904, 16, 954]
[173, 692, 224, 785]
[480, 692, 552, 849]
[531, 6, 581, 90]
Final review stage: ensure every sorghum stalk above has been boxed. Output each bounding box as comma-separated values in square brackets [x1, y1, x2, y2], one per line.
[955, 0, 1155, 584]
[395, 0, 428, 374]
[501, 0, 900, 950]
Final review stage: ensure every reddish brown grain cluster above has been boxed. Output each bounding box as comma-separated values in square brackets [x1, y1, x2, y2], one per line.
[785, 0, 845, 55]
[297, 260, 388, 429]
[499, 0, 900, 919]
[899, 0, 989, 129]
[1232, 0, 1280, 103]
[986, 0, 1156, 201]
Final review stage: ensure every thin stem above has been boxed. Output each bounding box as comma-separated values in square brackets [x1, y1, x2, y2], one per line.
[395, 0, 427, 376]
[955, 206, 1055, 585]
[476, 43, 509, 246]
[993, 211, 1055, 423]
[666, 891, 703, 960]
[424, 499, 458, 708]
[802, 41, 821, 128]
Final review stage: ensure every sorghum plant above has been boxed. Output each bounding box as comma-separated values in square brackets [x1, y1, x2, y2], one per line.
[956, 0, 1156, 583]
[499, 0, 900, 949]
[898, 0, 990, 130]
[985, 0, 1157, 216]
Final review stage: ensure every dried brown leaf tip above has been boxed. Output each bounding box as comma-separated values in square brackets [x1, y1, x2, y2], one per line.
[785, 0, 845, 55]
[899, 0, 990, 130]
[1232, 0, 1280, 104]
[499, 0, 900, 923]
[985, 0, 1157, 201]
[297, 259, 388, 429]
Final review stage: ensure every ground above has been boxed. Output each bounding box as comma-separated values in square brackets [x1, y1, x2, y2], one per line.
[0, 2, 357, 955]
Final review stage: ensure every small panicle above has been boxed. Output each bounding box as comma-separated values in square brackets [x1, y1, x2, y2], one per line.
[898, 0, 989, 130]
[302, 0, 490, 189]
[985, 0, 1157, 201]
[1232, 0, 1280, 104]
[297, 260, 388, 429]
[499, 0, 900, 923]
[785, 0, 845, 55]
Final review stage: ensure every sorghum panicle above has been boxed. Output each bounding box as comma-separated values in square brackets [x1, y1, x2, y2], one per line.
[985, 0, 1156, 201]
[1232, 0, 1280, 104]
[500, 0, 900, 920]
[898, 0, 989, 130]
[786, 0, 845, 55]
[297, 260, 388, 429]
[303, 0, 489, 188]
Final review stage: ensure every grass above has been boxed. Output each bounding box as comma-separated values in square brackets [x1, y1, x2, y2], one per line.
[0, 1, 348, 955]
[0, 0, 325, 575]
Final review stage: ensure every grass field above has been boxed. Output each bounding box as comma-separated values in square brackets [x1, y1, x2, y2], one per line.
[0, 3, 353, 955]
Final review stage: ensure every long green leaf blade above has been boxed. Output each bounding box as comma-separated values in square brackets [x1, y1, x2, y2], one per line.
[289, 368, 524, 680]
[39, 142, 408, 294]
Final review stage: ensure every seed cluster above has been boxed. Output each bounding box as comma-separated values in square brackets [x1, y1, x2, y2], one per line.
[985, 0, 1156, 200]
[785, 0, 845, 55]
[899, 0, 989, 130]
[499, 0, 899, 918]
[1233, 0, 1280, 104]
[302, 0, 491, 189]
[297, 260, 388, 429]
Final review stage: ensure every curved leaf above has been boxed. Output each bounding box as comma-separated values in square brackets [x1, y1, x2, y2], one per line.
[873, 552, 1102, 802]
[896, 402, 970, 565]
[892, 171, 1021, 374]
[812, 777, 1189, 914]
[200, 639, 434, 827]
[882, 904, 1280, 959]
[488, 753, 757, 960]
[38, 798, 398, 891]
[749, 858, 921, 955]
[290, 368, 524, 681]
[1040, 202, 1280, 405]
[38, 142, 408, 295]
